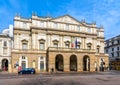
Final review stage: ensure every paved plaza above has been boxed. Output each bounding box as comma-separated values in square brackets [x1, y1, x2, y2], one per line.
[0, 71, 120, 85]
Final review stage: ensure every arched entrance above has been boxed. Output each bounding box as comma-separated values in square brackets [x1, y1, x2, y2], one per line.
[2, 59, 8, 71]
[70, 55, 77, 71]
[20, 56, 27, 70]
[83, 56, 90, 71]
[55, 54, 63, 71]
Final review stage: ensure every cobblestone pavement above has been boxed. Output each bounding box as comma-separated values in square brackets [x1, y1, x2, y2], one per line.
[0, 70, 120, 85]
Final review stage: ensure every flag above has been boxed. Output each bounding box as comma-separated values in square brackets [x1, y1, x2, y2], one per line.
[75, 38, 78, 48]
[71, 37, 74, 48]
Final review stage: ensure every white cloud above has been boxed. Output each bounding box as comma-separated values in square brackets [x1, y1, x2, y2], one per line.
[63, 0, 120, 39]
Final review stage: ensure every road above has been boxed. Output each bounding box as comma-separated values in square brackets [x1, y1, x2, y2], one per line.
[0, 71, 120, 85]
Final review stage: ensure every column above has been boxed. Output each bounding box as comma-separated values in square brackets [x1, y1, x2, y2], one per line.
[44, 56, 46, 71]
[77, 55, 83, 72]
[48, 53, 55, 72]
[64, 55, 70, 72]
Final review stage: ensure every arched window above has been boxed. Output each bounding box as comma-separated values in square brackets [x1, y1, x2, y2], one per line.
[22, 56, 25, 59]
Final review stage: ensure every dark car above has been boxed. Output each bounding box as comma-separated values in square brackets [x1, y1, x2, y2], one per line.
[18, 68, 36, 74]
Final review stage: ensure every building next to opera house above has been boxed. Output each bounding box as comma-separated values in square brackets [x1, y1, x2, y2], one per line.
[0, 25, 13, 72]
[11, 14, 109, 73]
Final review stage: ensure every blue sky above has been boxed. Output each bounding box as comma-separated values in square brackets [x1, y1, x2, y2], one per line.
[0, 0, 120, 39]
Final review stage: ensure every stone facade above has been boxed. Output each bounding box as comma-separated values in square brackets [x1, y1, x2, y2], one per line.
[0, 34, 12, 72]
[105, 35, 120, 70]
[12, 14, 109, 73]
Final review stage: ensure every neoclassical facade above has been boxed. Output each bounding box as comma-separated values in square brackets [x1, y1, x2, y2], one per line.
[0, 34, 12, 72]
[12, 14, 109, 73]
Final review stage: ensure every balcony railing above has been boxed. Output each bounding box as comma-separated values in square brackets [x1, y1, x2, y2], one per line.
[47, 47, 95, 53]
[12, 47, 96, 53]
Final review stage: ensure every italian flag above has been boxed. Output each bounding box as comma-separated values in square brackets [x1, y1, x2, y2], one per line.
[71, 37, 74, 48]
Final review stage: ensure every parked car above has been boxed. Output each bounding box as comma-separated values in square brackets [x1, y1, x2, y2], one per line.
[18, 68, 36, 74]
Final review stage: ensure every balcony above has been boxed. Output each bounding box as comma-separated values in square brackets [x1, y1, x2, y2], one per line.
[47, 47, 96, 53]
[12, 47, 96, 54]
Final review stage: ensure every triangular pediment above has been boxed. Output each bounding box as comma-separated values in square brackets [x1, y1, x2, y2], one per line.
[51, 15, 81, 24]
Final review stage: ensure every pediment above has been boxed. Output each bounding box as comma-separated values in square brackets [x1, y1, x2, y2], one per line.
[51, 15, 80, 24]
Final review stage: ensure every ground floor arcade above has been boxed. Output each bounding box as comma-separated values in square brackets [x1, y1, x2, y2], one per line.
[47, 51, 109, 72]
[11, 49, 109, 73]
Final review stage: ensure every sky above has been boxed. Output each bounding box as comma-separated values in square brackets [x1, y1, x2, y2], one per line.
[0, 0, 120, 40]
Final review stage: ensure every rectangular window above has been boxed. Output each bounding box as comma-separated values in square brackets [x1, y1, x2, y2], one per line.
[40, 61, 44, 71]
[22, 61, 26, 69]
[97, 48, 100, 53]
[40, 43, 45, 50]
[88, 46, 91, 50]
[117, 40, 119, 44]
[22, 43, 27, 50]
[53, 43, 58, 48]
[77, 45, 80, 49]
[3, 41, 7, 47]
[112, 48, 114, 51]
[111, 53, 114, 57]
[65, 44, 69, 48]
[117, 52, 119, 57]
[117, 47, 119, 50]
